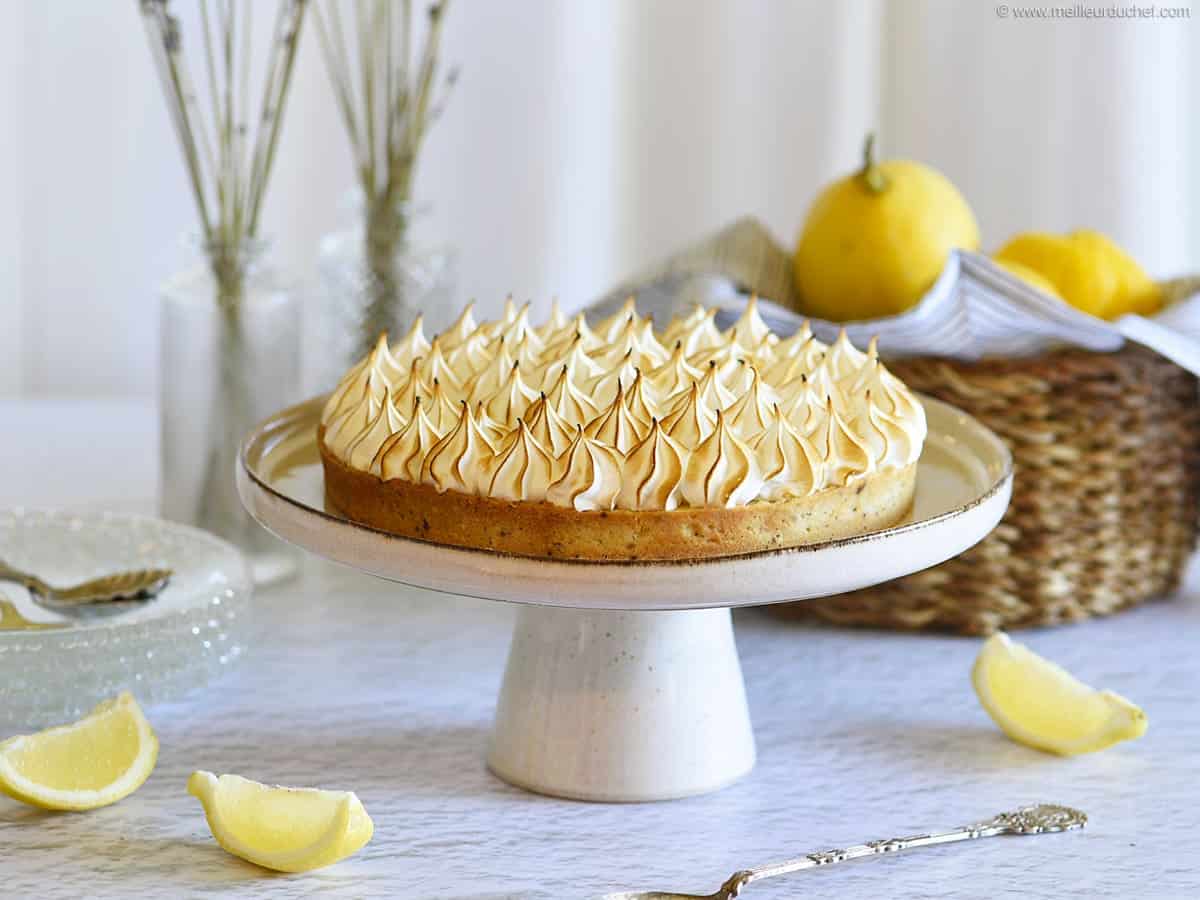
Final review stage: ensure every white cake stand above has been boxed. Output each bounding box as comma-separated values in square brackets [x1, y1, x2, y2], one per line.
[237, 395, 1011, 803]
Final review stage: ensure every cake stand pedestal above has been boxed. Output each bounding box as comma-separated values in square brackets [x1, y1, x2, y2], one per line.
[238, 395, 1011, 802]
[490, 606, 753, 801]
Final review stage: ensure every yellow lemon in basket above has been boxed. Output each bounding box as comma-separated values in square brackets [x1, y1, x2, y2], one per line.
[972, 633, 1147, 756]
[991, 230, 1069, 283]
[994, 229, 1162, 319]
[0, 692, 158, 810]
[992, 259, 1062, 299]
[793, 134, 980, 322]
[189, 771, 374, 872]
[1073, 230, 1163, 316]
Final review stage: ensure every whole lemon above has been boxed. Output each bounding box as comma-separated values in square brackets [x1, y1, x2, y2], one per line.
[1072, 230, 1162, 316]
[993, 259, 1062, 299]
[793, 135, 980, 322]
[994, 229, 1161, 319]
[991, 232, 1072, 287]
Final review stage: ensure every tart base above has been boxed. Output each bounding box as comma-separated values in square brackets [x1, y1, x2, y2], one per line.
[319, 431, 917, 561]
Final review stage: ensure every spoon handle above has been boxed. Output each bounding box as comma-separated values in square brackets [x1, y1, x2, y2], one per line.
[719, 805, 1086, 897]
[0, 559, 49, 596]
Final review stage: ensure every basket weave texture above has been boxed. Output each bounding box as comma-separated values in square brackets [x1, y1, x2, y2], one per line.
[781, 343, 1200, 635]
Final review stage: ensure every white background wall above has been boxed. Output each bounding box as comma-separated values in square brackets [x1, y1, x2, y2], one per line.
[2, 0, 1197, 398]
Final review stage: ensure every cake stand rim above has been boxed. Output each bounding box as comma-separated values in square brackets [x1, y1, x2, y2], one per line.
[237, 393, 1012, 609]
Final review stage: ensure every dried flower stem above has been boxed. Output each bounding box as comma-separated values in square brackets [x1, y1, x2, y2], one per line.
[139, 0, 308, 313]
[313, 0, 456, 354]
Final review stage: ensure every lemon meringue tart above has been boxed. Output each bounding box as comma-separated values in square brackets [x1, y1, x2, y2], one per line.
[318, 298, 925, 561]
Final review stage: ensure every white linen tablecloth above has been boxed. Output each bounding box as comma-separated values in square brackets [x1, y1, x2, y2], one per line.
[1, 399, 1198, 899]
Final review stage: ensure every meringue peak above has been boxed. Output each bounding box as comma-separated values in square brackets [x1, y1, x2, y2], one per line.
[322, 298, 926, 510]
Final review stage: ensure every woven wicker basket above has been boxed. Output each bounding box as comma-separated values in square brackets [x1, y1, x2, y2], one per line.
[777, 282, 1200, 635]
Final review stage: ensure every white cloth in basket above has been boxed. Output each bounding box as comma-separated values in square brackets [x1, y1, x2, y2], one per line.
[719, 250, 1200, 376]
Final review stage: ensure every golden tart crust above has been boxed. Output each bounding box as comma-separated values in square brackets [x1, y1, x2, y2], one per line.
[320, 429, 916, 561]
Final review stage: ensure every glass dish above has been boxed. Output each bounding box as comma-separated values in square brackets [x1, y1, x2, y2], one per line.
[0, 509, 253, 728]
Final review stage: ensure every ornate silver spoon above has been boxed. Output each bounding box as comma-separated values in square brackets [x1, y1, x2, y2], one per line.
[0, 557, 171, 612]
[605, 804, 1086, 900]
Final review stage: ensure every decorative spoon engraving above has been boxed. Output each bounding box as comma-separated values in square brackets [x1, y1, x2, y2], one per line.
[605, 804, 1087, 900]
[0, 557, 171, 614]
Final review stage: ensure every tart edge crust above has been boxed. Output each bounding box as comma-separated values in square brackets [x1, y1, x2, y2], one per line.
[319, 428, 917, 562]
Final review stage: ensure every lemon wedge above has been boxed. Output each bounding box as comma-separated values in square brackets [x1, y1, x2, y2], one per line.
[188, 771, 374, 872]
[972, 633, 1147, 756]
[0, 692, 158, 810]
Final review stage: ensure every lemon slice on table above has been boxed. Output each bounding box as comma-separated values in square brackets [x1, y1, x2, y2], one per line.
[188, 771, 374, 873]
[972, 633, 1147, 756]
[0, 692, 159, 810]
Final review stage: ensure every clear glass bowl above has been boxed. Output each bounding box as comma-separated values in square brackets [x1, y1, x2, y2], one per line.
[0, 509, 253, 728]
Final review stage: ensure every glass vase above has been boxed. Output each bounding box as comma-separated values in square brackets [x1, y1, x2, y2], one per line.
[307, 201, 456, 394]
[159, 238, 301, 585]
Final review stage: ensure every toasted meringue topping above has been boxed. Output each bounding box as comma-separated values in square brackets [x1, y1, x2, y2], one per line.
[473, 400, 510, 446]
[322, 346, 391, 425]
[483, 362, 539, 423]
[584, 381, 645, 454]
[668, 306, 723, 356]
[724, 366, 779, 439]
[420, 402, 494, 495]
[325, 381, 382, 457]
[392, 315, 433, 367]
[420, 341, 463, 391]
[681, 411, 764, 508]
[595, 297, 638, 342]
[543, 335, 605, 386]
[345, 387, 406, 471]
[586, 351, 643, 409]
[822, 399, 874, 486]
[426, 379, 463, 432]
[546, 428, 624, 511]
[617, 421, 686, 511]
[726, 296, 775, 352]
[536, 298, 568, 340]
[544, 364, 600, 423]
[662, 383, 717, 447]
[439, 302, 478, 350]
[695, 361, 737, 411]
[445, 331, 493, 378]
[322, 299, 926, 510]
[826, 329, 869, 378]
[391, 359, 428, 416]
[378, 399, 441, 481]
[623, 370, 659, 428]
[486, 419, 555, 502]
[524, 393, 576, 456]
[648, 341, 704, 397]
[754, 408, 822, 500]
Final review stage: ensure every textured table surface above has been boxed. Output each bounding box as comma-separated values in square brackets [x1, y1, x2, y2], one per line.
[2, 400, 1199, 899]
